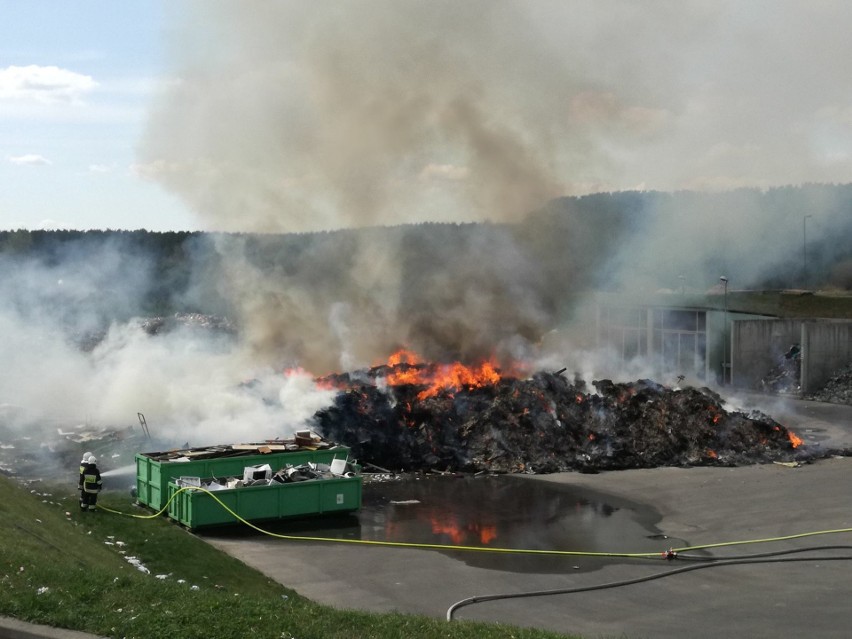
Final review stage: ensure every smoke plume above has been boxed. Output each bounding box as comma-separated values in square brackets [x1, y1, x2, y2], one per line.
[6, 3, 852, 456]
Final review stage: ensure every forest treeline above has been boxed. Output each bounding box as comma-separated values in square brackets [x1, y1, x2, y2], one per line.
[1, 185, 850, 328]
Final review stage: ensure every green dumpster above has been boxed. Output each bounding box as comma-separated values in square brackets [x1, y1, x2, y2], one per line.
[167, 474, 362, 529]
[135, 443, 352, 511]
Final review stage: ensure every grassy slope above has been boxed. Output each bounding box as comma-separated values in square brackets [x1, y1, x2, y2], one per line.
[729, 290, 852, 318]
[0, 476, 577, 639]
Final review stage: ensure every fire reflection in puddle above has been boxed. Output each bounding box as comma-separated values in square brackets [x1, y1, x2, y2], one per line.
[353, 475, 674, 573]
[205, 474, 684, 574]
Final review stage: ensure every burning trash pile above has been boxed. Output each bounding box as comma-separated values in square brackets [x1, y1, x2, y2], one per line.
[314, 350, 807, 474]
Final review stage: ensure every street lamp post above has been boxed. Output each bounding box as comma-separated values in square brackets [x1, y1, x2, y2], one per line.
[803, 215, 812, 289]
[720, 276, 729, 384]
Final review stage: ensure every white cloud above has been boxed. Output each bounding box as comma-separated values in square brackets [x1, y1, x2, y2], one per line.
[8, 154, 52, 166]
[0, 64, 98, 105]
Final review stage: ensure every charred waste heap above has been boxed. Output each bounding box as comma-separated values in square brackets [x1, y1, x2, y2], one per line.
[315, 351, 806, 474]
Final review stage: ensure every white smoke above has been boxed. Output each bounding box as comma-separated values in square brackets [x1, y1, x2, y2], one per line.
[0, 239, 338, 446]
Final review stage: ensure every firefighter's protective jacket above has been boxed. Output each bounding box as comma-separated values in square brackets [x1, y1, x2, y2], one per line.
[79, 462, 103, 494]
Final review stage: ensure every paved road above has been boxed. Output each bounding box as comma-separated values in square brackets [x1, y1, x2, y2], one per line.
[204, 396, 852, 638]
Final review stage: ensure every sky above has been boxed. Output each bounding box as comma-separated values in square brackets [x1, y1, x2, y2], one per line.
[3, 1, 852, 233]
[0, 2, 197, 231]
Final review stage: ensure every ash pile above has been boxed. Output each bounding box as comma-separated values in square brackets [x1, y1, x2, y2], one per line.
[314, 364, 809, 475]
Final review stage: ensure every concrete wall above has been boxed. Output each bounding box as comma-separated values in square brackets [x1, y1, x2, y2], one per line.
[732, 319, 802, 389]
[732, 319, 852, 393]
[802, 321, 852, 392]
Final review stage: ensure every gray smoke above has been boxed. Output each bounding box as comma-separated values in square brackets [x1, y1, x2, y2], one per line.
[139, 1, 593, 231]
[134, 2, 852, 388]
[139, 2, 852, 234]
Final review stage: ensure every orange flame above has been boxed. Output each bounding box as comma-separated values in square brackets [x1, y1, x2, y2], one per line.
[417, 360, 501, 400]
[381, 349, 504, 400]
[386, 366, 422, 386]
[707, 449, 718, 459]
[788, 431, 804, 448]
[387, 349, 421, 367]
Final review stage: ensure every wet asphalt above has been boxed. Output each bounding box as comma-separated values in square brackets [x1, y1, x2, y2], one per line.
[202, 395, 852, 638]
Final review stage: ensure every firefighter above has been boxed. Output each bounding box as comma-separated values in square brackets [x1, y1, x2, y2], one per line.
[78, 453, 103, 512]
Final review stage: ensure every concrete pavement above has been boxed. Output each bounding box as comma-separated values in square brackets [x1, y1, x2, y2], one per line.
[0, 616, 106, 639]
[203, 396, 852, 638]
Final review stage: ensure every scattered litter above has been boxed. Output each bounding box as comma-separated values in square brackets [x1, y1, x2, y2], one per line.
[773, 461, 802, 468]
[190, 585, 200, 591]
[155, 574, 170, 580]
[125, 557, 150, 574]
[36, 586, 49, 595]
[390, 500, 420, 505]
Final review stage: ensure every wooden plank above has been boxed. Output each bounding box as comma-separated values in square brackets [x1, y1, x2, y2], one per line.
[230, 444, 298, 451]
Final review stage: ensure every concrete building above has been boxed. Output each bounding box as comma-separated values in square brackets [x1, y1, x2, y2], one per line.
[594, 292, 852, 393]
[595, 298, 765, 385]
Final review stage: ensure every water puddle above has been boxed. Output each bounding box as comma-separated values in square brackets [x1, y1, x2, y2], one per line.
[355, 475, 673, 573]
[208, 474, 683, 574]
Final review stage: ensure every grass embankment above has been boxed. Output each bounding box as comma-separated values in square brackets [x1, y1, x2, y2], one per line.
[0, 476, 576, 639]
[731, 290, 852, 318]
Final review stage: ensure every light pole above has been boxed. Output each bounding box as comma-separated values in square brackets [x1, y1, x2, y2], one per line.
[720, 276, 728, 384]
[803, 214, 812, 289]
